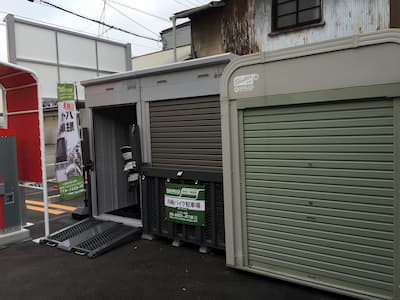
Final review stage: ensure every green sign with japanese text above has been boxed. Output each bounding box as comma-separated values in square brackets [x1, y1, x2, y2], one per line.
[164, 183, 206, 226]
[58, 176, 84, 200]
[57, 83, 75, 101]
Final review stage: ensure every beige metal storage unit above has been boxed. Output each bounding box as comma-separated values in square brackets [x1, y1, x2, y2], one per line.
[221, 30, 400, 300]
[81, 54, 234, 249]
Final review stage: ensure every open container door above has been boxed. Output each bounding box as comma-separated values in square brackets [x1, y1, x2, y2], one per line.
[0, 61, 49, 237]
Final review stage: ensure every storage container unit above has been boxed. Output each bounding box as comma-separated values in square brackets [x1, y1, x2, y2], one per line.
[0, 129, 25, 234]
[220, 31, 400, 300]
[81, 54, 234, 250]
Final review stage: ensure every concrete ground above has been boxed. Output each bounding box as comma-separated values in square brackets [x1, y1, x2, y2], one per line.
[0, 195, 355, 300]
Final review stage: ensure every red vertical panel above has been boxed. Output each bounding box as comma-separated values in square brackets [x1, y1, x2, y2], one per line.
[6, 85, 42, 183]
[1, 73, 35, 92]
[0, 128, 16, 136]
[6, 84, 38, 112]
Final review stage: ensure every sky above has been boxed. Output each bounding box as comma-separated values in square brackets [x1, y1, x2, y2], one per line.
[0, 0, 210, 61]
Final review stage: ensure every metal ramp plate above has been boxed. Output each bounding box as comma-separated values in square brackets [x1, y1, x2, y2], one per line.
[41, 218, 141, 258]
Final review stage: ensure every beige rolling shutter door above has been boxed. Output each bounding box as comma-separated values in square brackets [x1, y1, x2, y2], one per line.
[243, 99, 394, 299]
[150, 96, 222, 171]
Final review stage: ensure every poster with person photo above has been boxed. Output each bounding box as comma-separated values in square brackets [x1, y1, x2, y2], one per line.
[55, 83, 84, 200]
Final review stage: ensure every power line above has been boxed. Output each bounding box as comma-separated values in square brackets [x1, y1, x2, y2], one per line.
[28, 0, 161, 42]
[0, 9, 161, 52]
[104, 1, 160, 38]
[106, 0, 170, 23]
[0, 10, 127, 44]
[98, 0, 107, 36]
[99, 24, 112, 37]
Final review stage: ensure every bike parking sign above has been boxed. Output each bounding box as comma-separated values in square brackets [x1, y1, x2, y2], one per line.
[164, 183, 205, 226]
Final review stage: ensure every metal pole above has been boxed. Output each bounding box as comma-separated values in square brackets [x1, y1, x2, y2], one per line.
[37, 82, 50, 236]
[74, 81, 79, 101]
[172, 16, 177, 62]
[1, 87, 7, 128]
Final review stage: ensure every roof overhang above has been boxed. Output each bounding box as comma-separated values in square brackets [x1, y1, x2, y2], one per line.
[0, 60, 43, 184]
[0, 60, 37, 90]
[81, 52, 235, 87]
[173, 1, 225, 19]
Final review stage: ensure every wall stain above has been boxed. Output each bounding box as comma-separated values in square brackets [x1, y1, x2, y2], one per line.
[221, 0, 260, 55]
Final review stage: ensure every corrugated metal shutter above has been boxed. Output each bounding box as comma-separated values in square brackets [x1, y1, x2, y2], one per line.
[150, 96, 222, 171]
[243, 99, 394, 299]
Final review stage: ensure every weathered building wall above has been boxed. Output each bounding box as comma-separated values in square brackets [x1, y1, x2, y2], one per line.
[132, 45, 191, 70]
[199, 0, 390, 56]
[256, 0, 390, 52]
[191, 9, 223, 58]
[221, 0, 259, 55]
[161, 22, 191, 50]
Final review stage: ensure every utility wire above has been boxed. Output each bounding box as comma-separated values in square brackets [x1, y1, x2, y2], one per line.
[98, 0, 106, 36]
[106, 0, 170, 23]
[0, 9, 160, 51]
[99, 25, 113, 37]
[28, 0, 161, 42]
[104, 1, 160, 38]
[0, 10, 126, 44]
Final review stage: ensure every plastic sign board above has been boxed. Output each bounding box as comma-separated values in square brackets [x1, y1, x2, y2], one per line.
[57, 83, 75, 101]
[164, 183, 206, 226]
[56, 83, 84, 200]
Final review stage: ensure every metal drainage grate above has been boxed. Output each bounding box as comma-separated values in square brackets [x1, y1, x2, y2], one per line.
[48, 219, 100, 242]
[76, 226, 133, 251]
[42, 218, 142, 258]
[72, 225, 141, 258]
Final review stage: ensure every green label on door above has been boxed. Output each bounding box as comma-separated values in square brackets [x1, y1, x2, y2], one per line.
[164, 183, 206, 226]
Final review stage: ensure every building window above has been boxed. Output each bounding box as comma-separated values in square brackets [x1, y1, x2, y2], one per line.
[272, 0, 322, 32]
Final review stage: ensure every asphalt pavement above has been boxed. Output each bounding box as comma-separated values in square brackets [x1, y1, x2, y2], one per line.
[0, 205, 354, 300]
[0, 185, 355, 300]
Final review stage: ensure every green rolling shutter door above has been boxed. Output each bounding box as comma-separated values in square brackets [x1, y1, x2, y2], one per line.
[243, 100, 394, 299]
